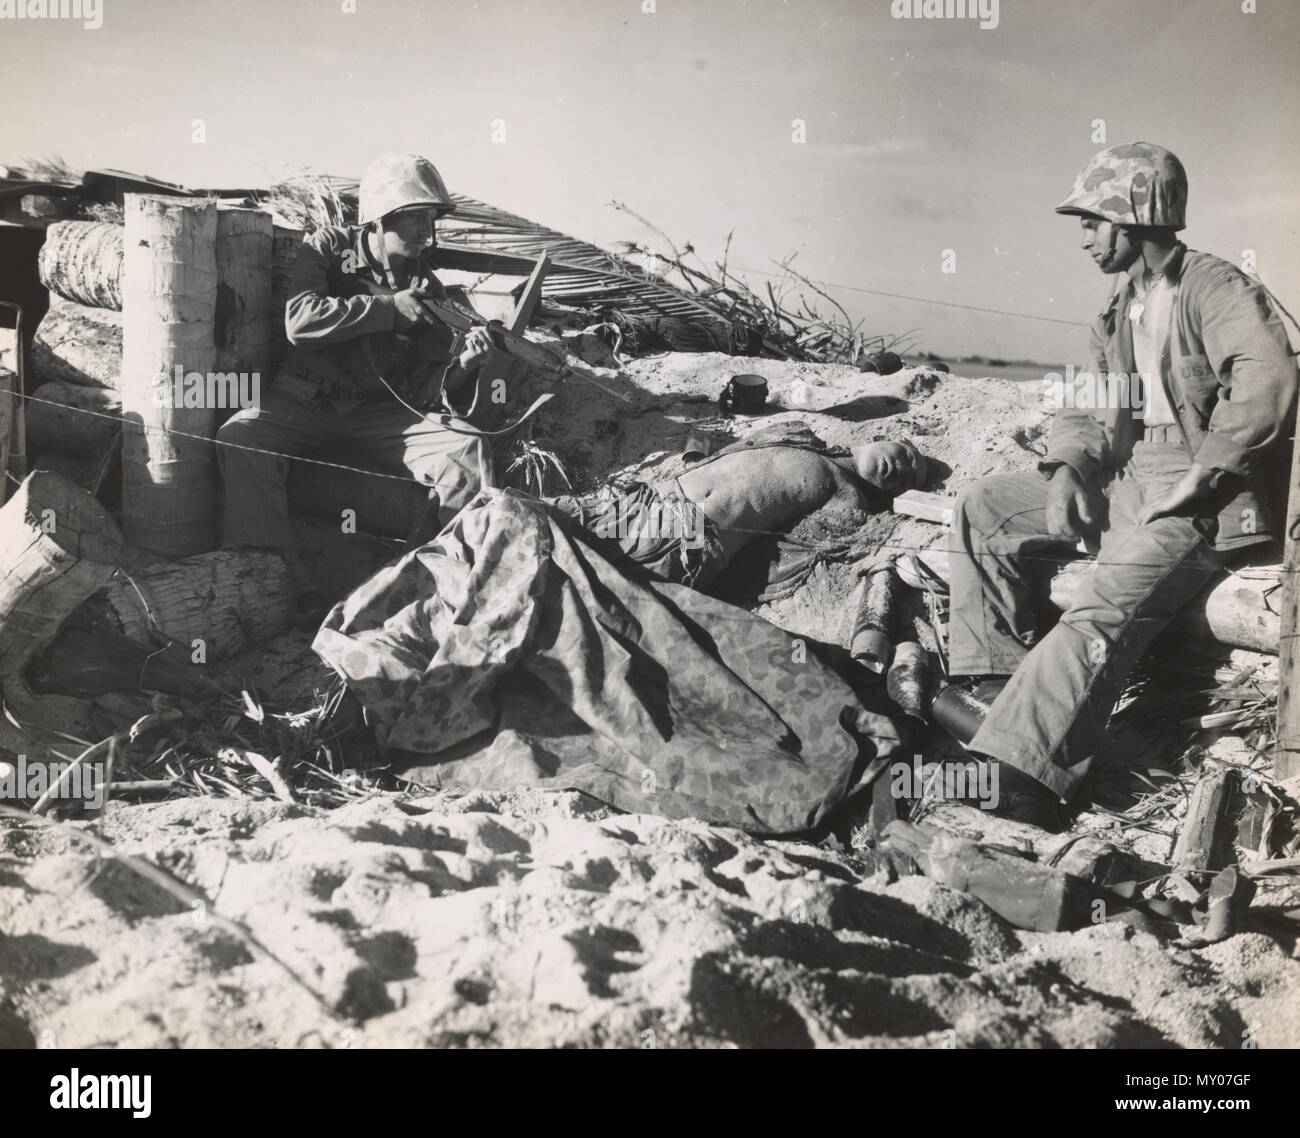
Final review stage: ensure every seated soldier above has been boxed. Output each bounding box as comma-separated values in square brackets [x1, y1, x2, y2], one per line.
[550, 432, 927, 590]
[946, 143, 1296, 831]
[217, 152, 499, 618]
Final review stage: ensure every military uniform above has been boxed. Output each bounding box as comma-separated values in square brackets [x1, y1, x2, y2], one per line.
[218, 154, 494, 551]
[947, 144, 1297, 802]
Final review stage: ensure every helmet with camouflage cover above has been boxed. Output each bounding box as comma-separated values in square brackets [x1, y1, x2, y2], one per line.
[1055, 142, 1187, 231]
[358, 153, 456, 225]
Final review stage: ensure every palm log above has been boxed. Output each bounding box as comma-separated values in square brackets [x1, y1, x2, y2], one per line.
[1051, 560, 1280, 655]
[120, 195, 219, 556]
[215, 206, 274, 394]
[37, 221, 124, 310]
[0, 470, 125, 677]
[25, 381, 121, 457]
[29, 294, 123, 390]
[80, 548, 294, 661]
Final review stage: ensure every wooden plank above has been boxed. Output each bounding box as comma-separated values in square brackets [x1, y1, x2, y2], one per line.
[0, 300, 28, 486]
[1276, 419, 1300, 778]
[891, 489, 956, 526]
[269, 224, 303, 374]
[507, 252, 551, 335]
[1170, 764, 1240, 878]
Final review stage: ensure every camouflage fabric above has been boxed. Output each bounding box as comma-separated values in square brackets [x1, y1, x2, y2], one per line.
[358, 152, 456, 224]
[1055, 142, 1188, 230]
[313, 489, 903, 835]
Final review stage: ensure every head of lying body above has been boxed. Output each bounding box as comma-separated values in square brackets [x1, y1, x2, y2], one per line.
[847, 439, 928, 497]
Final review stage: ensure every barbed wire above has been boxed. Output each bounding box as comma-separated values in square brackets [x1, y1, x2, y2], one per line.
[1, 387, 1291, 574]
[726, 262, 1091, 327]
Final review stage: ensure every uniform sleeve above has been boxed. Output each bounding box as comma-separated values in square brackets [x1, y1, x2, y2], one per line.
[285, 230, 396, 346]
[1188, 264, 1298, 476]
[1040, 322, 1112, 483]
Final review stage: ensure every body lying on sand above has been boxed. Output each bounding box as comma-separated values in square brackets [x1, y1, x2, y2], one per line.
[549, 437, 927, 590]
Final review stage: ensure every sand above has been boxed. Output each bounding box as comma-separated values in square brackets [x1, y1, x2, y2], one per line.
[2, 348, 1297, 1049]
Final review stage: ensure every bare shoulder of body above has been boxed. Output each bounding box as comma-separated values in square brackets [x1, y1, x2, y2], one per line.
[824, 456, 879, 512]
[669, 446, 840, 560]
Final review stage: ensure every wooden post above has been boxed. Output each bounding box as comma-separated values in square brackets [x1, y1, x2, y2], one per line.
[508, 252, 551, 334]
[1276, 427, 1300, 779]
[120, 195, 219, 557]
[1170, 764, 1241, 877]
[0, 300, 28, 489]
[0, 470, 124, 677]
[214, 206, 273, 423]
[270, 224, 303, 373]
[0, 366, 13, 507]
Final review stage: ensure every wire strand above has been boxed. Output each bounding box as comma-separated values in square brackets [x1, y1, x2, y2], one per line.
[727, 263, 1091, 327]
[1, 387, 1290, 573]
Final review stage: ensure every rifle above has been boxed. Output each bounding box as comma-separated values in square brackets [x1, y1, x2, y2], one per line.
[417, 294, 570, 380]
[416, 292, 637, 418]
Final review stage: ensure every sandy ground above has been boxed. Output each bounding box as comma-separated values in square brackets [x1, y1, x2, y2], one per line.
[2, 349, 1298, 1048]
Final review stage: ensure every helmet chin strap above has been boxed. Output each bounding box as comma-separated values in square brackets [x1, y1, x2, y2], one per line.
[374, 215, 437, 291]
[1096, 222, 1121, 270]
[375, 218, 400, 291]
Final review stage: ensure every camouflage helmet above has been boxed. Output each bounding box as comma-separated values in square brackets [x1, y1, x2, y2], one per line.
[1055, 142, 1188, 231]
[358, 153, 456, 225]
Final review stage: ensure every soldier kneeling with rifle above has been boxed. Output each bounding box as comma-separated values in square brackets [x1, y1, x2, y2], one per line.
[217, 152, 510, 621]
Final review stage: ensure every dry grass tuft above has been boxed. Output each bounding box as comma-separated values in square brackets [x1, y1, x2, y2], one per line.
[506, 438, 573, 496]
[257, 170, 357, 232]
[20, 154, 81, 183]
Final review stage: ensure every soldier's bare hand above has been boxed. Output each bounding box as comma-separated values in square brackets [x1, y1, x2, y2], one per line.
[458, 327, 494, 369]
[1138, 463, 1216, 525]
[1046, 465, 1096, 540]
[392, 286, 432, 331]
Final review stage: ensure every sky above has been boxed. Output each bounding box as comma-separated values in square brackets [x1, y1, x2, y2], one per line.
[2, 0, 1298, 364]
